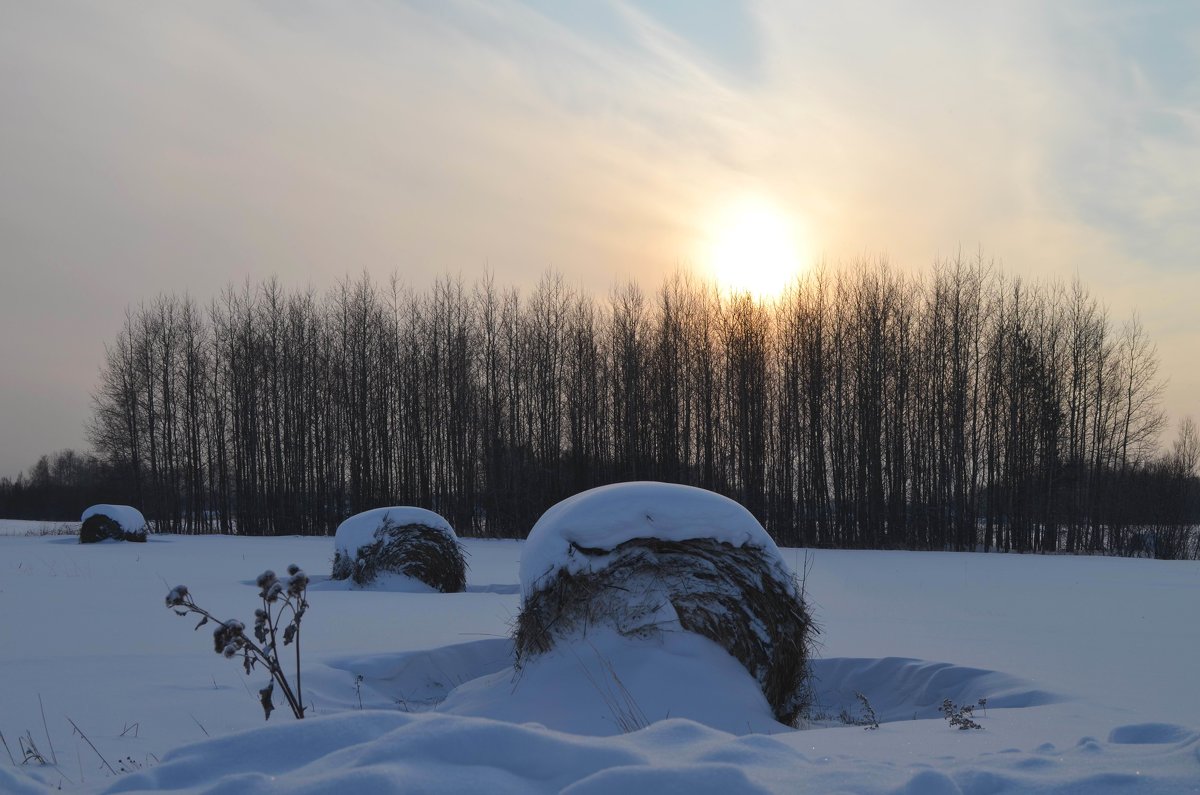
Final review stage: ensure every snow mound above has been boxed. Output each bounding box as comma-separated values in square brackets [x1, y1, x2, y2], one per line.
[0, 767, 48, 795]
[100, 711, 805, 794]
[79, 504, 147, 543]
[1107, 723, 1198, 745]
[439, 628, 787, 736]
[319, 643, 1062, 738]
[312, 570, 439, 594]
[519, 481, 780, 598]
[322, 638, 514, 711]
[515, 482, 814, 725]
[331, 507, 466, 592]
[97, 707, 1200, 795]
[808, 657, 1063, 725]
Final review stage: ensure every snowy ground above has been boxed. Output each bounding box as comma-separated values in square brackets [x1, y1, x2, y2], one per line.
[1, 524, 1197, 793]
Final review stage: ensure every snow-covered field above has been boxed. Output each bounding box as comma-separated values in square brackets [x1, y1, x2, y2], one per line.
[1, 521, 1198, 793]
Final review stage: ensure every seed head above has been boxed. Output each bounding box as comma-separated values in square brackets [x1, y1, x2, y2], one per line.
[165, 585, 189, 607]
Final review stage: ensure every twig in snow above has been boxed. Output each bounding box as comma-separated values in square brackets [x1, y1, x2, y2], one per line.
[19, 732, 47, 764]
[573, 643, 649, 734]
[238, 673, 256, 702]
[39, 693, 58, 765]
[12, 729, 75, 786]
[0, 730, 17, 766]
[66, 716, 116, 776]
[189, 713, 210, 738]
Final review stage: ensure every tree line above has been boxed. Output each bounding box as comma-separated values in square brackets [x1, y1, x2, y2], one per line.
[0, 449, 127, 522]
[42, 258, 1197, 557]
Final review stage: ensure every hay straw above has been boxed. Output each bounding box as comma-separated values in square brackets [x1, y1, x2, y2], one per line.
[79, 515, 146, 544]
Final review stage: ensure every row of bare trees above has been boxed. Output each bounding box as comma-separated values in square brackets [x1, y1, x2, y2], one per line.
[0, 449, 123, 521]
[83, 260, 1199, 556]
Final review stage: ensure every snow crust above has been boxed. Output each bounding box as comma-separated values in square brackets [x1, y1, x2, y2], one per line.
[333, 506, 456, 560]
[80, 504, 146, 534]
[519, 481, 782, 598]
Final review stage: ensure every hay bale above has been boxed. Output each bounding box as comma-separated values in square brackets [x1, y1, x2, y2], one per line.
[515, 482, 816, 726]
[331, 507, 467, 592]
[80, 504, 148, 544]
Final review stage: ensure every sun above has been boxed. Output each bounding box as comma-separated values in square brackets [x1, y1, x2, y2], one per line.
[702, 196, 807, 299]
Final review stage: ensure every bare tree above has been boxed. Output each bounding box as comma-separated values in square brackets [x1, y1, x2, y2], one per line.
[84, 262, 1179, 553]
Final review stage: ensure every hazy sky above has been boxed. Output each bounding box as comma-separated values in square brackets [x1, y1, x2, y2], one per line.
[2, 0, 1198, 478]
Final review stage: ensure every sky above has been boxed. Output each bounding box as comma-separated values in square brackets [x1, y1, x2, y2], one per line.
[1, 0, 1198, 479]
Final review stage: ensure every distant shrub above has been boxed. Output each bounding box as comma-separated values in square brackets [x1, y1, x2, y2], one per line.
[938, 698, 984, 730]
[839, 691, 879, 730]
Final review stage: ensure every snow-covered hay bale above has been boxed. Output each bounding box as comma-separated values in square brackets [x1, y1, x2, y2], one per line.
[516, 482, 816, 725]
[79, 504, 148, 544]
[331, 507, 467, 592]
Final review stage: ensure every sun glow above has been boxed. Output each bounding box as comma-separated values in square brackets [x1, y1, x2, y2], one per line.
[703, 197, 808, 299]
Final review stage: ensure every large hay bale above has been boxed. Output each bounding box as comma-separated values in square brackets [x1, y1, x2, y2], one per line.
[80, 504, 148, 544]
[331, 507, 467, 592]
[516, 482, 816, 726]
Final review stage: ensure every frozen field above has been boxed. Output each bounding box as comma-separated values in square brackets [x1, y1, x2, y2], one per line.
[1, 524, 1197, 793]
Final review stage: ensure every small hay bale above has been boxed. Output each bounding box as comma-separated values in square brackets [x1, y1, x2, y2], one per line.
[79, 504, 148, 544]
[331, 507, 467, 593]
[515, 482, 816, 726]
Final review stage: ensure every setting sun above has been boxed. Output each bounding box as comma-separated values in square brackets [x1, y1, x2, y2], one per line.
[703, 197, 808, 298]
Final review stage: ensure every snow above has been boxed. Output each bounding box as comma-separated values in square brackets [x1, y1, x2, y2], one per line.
[332, 506, 456, 562]
[314, 569, 443, 594]
[0, 531, 1198, 793]
[438, 628, 787, 736]
[519, 481, 786, 598]
[80, 505, 146, 535]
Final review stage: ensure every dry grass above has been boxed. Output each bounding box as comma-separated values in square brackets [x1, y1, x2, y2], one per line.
[19, 523, 77, 537]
